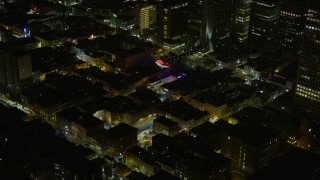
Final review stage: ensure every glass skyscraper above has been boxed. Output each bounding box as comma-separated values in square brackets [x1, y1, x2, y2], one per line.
[295, 0, 320, 119]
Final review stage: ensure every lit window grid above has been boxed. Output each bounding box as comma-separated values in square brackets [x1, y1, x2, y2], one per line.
[296, 84, 320, 102]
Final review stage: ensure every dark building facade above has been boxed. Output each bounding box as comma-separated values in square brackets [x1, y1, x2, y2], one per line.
[153, 115, 179, 137]
[104, 123, 138, 156]
[295, 0, 320, 119]
[278, 0, 307, 54]
[200, 0, 235, 51]
[233, 0, 252, 43]
[248, 147, 320, 179]
[248, 0, 281, 51]
[159, 0, 188, 52]
[221, 124, 280, 174]
[0, 27, 12, 42]
[0, 48, 32, 97]
[298, 117, 320, 151]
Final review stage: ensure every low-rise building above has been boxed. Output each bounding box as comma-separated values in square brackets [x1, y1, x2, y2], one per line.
[79, 95, 155, 126]
[126, 146, 160, 177]
[91, 123, 138, 156]
[56, 107, 104, 138]
[34, 31, 66, 47]
[188, 92, 231, 120]
[153, 116, 179, 137]
[157, 99, 210, 131]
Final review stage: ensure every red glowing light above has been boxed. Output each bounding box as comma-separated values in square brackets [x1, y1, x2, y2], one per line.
[33, 6, 38, 12]
[155, 59, 171, 68]
[156, 59, 163, 64]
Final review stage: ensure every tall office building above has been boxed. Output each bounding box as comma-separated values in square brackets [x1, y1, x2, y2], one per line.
[248, 0, 281, 51]
[137, 4, 157, 31]
[201, 0, 235, 51]
[0, 47, 32, 97]
[234, 0, 252, 43]
[295, 0, 320, 119]
[135, 4, 158, 44]
[278, 0, 307, 54]
[159, 0, 188, 52]
[221, 124, 280, 174]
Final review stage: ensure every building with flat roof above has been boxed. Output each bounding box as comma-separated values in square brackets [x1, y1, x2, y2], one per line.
[105, 123, 138, 156]
[79, 95, 154, 126]
[248, 147, 320, 179]
[0, 46, 32, 98]
[190, 120, 229, 151]
[91, 123, 138, 156]
[157, 99, 209, 131]
[221, 123, 280, 174]
[153, 115, 179, 137]
[56, 107, 104, 137]
[126, 145, 160, 177]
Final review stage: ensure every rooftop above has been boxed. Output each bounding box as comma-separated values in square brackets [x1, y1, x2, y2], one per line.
[74, 67, 139, 90]
[163, 69, 233, 96]
[22, 83, 72, 107]
[22, 73, 106, 107]
[128, 87, 162, 106]
[5, 37, 39, 47]
[87, 95, 145, 114]
[231, 106, 266, 125]
[56, 107, 103, 129]
[105, 123, 137, 140]
[151, 170, 178, 180]
[158, 99, 209, 122]
[127, 145, 155, 166]
[246, 56, 282, 72]
[249, 147, 320, 180]
[226, 123, 280, 147]
[30, 46, 78, 72]
[154, 116, 178, 128]
[125, 171, 148, 180]
[190, 120, 229, 138]
[193, 91, 228, 107]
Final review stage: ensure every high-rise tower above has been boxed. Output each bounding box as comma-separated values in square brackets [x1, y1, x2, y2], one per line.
[159, 0, 188, 52]
[234, 0, 252, 43]
[137, 4, 157, 31]
[200, 0, 235, 51]
[248, 0, 281, 51]
[278, 0, 307, 55]
[0, 47, 32, 97]
[295, 0, 320, 119]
